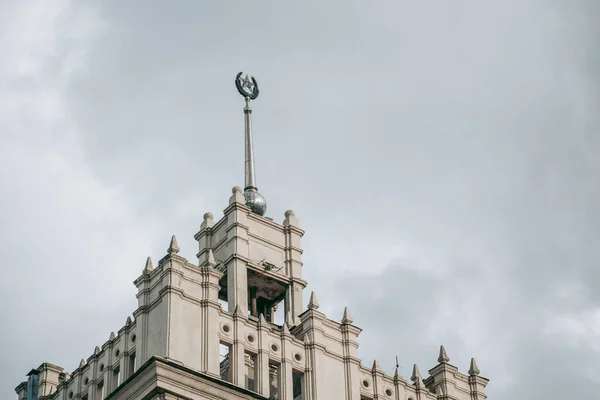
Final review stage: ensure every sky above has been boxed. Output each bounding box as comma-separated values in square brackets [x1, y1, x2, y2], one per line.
[1, 0, 598, 398]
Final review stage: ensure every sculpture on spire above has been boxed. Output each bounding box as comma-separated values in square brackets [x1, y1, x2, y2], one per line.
[235, 72, 267, 216]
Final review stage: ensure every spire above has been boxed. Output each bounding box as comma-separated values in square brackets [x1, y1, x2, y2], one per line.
[167, 235, 180, 255]
[109, 331, 115, 341]
[341, 306, 353, 324]
[411, 364, 421, 381]
[469, 358, 480, 376]
[206, 249, 217, 267]
[307, 291, 320, 310]
[125, 316, 132, 326]
[438, 345, 450, 363]
[258, 313, 267, 326]
[94, 346, 101, 355]
[411, 364, 423, 387]
[235, 72, 266, 216]
[79, 359, 86, 368]
[143, 257, 153, 274]
[372, 359, 380, 371]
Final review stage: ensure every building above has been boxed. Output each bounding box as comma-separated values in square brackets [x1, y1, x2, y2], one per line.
[15, 74, 489, 400]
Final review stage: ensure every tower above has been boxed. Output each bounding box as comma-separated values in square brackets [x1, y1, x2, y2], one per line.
[196, 72, 305, 325]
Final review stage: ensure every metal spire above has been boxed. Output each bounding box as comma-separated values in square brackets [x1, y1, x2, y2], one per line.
[235, 72, 267, 216]
[243, 96, 257, 190]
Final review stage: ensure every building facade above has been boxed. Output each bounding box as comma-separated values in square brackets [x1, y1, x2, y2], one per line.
[15, 74, 489, 400]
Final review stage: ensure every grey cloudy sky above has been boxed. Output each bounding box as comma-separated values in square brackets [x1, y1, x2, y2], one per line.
[1, 0, 598, 398]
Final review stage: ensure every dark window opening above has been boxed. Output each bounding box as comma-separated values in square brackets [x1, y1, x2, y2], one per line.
[293, 370, 304, 400]
[220, 343, 232, 382]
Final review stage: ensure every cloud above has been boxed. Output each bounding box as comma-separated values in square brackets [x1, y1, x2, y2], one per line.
[1, 1, 599, 399]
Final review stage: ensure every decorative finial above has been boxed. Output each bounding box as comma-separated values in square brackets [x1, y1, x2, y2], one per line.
[372, 359, 380, 371]
[143, 257, 153, 274]
[95, 346, 101, 355]
[206, 249, 217, 267]
[258, 313, 267, 327]
[109, 331, 115, 341]
[411, 364, 422, 384]
[168, 235, 180, 254]
[438, 345, 450, 363]
[469, 358, 480, 376]
[79, 359, 86, 368]
[235, 72, 267, 216]
[307, 291, 320, 310]
[125, 316, 132, 326]
[341, 306, 353, 324]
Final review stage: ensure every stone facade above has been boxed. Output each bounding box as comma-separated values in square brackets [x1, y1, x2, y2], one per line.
[15, 186, 489, 400]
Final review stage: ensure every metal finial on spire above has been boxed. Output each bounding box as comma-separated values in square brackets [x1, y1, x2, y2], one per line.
[235, 72, 266, 216]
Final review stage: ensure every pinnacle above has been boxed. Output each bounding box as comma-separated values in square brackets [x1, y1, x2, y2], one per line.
[125, 316, 132, 326]
[143, 257, 153, 274]
[469, 358, 480, 376]
[109, 331, 116, 341]
[79, 359, 86, 368]
[307, 291, 319, 310]
[411, 364, 421, 382]
[94, 346, 100, 355]
[372, 359, 380, 371]
[168, 235, 180, 254]
[438, 345, 450, 363]
[341, 306, 353, 324]
[258, 313, 267, 326]
[207, 249, 217, 267]
[282, 322, 290, 335]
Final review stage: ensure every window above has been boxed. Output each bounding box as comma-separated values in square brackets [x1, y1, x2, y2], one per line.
[292, 370, 304, 400]
[96, 381, 105, 400]
[128, 353, 136, 376]
[219, 343, 232, 382]
[112, 366, 121, 390]
[244, 352, 257, 391]
[269, 362, 281, 399]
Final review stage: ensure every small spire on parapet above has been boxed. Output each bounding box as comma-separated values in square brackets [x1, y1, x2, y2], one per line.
[94, 346, 100, 355]
[167, 235, 180, 255]
[258, 313, 267, 326]
[79, 359, 86, 368]
[143, 257, 153, 274]
[206, 249, 217, 267]
[341, 306, 353, 324]
[438, 345, 450, 364]
[372, 359, 381, 372]
[109, 331, 116, 341]
[307, 291, 319, 310]
[125, 316, 132, 326]
[411, 364, 423, 386]
[468, 358, 480, 376]
[282, 321, 290, 335]
[233, 305, 241, 317]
